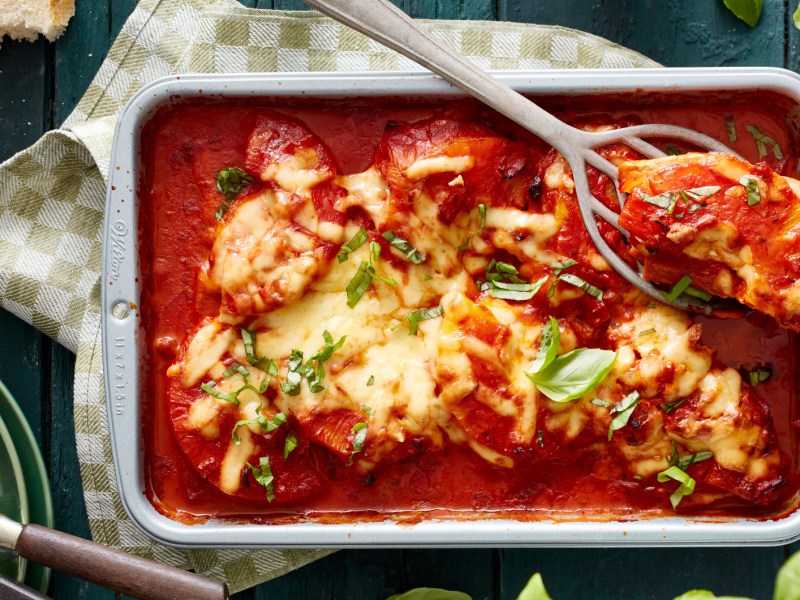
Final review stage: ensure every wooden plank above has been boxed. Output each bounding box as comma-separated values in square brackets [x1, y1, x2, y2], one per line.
[0, 312, 44, 442]
[498, 0, 786, 67]
[111, 0, 141, 41]
[500, 547, 786, 599]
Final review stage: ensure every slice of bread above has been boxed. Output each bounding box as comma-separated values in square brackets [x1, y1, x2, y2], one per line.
[0, 0, 75, 43]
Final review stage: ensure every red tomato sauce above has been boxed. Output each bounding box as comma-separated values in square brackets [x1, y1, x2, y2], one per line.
[139, 92, 800, 523]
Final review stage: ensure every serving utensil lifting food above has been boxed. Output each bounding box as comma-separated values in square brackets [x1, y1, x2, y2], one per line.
[303, 0, 736, 313]
[0, 513, 228, 600]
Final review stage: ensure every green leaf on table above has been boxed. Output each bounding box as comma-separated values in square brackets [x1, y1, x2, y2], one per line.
[527, 348, 617, 403]
[673, 591, 754, 600]
[516, 573, 553, 600]
[795, 3, 800, 30]
[722, 0, 763, 27]
[774, 547, 800, 600]
[386, 588, 472, 600]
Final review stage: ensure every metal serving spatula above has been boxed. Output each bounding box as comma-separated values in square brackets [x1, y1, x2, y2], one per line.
[303, 0, 736, 313]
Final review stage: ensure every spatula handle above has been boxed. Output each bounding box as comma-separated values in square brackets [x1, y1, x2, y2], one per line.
[15, 524, 228, 600]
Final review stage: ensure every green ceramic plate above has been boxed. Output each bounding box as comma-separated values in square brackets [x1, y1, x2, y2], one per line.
[0, 403, 28, 584]
[0, 380, 53, 593]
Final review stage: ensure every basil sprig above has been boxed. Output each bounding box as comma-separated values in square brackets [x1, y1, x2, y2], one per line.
[382, 230, 426, 264]
[526, 319, 617, 403]
[246, 456, 275, 502]
[479, 260, 547, 301]
[214, 167, 254, 220]
[607, 391, 640, 440]
[406, 305, 443, 336]
[457, 203, 487, 252]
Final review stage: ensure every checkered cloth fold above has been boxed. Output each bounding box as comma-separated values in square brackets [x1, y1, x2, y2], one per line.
[0, 0, 657, 593]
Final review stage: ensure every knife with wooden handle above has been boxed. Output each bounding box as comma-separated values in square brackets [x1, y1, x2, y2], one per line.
[0, 514, 228, 600]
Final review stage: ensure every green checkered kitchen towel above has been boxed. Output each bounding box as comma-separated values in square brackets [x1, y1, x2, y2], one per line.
[0, 0, 658, 593]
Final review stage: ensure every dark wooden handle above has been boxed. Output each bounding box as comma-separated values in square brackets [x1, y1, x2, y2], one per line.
[15, 524, 228, 600]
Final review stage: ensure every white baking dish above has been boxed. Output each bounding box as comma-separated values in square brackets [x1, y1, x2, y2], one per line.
[102, 68, 800, 548]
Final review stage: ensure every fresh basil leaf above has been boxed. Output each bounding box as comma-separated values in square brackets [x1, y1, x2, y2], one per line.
[795, 2, 800, 31]
[312, 330, 347, 362]
[642, 191, 678, 213]
[281, 350, 305, 396]
[528, 348, 617, 403]
[382, 230, 426, 264]
[638, 328, 656, 337]
[725, 116, 738, 142]
[214, 167, 254, 220]
[407, 306, 443, 336]
[346, 260, 375, 308]
[366, 376, 375, 387]
[774, 544, 800, 600]
[739, 175, 761, 206]
[338, 227, 369, 263]
[557, 273, 604, 301]
[242, 328, 257, 361]
[722, 0, 763, 27]
[677, 450, 714, 471]
[685, 186, 721, 200]
[607, 390, 640, 440]
[664, 143, 681, 156]
[284, 432, 298, 459]
[200, 381, 240, 406]
[673, 591, 754, 600]
[516, 573, 553, 600]
[232, 411, 261, 445]
[457, 203, 487, 252]
[527, 316, 560, 375]
[685, 286, 713, 302]
[423, 273, 433, 281]
[657, 465, 696, 509]
[264, 412, 288, 433]
[487, 276, 547, 301]
[362, 404, 375, 415]
[386, 588, 472, 600]
[247, 456, 275, 502]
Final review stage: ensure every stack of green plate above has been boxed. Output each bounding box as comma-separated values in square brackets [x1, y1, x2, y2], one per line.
[0, 380, 54, 593]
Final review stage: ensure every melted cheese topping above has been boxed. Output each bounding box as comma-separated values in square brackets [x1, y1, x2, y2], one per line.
[170, 127, 781, 501]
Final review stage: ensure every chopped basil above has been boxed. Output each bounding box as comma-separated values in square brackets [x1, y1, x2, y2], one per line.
[551, 259, 578, 276]
[537, 429, 544, 448]
[223, 363, 250, 380]
[667, 444, 714, 471]
[349, 422, 368, 464]
[748, 367, 772, 386]
[214, 167, 254, 220]
[725, 116, 738, 142]
[657, 465, 696, 509]
[684, 186, 721, 200]
[284, 432, 298, 459]
[666, 275, 693, 302]
[338, 227, 369, 263]
[660, 398, 687, 414]
[382, 230, 426, 264]
[739, 175, 761, 207]
[591, 398, 614, 409]
[527, 348, 617, 403]
[246, 456, 275, 502]
[407, 305, 443, 336]
[684, 286, 713, 302]
[664, 143, 680, 156]
[200, 381, 240, 406]
[362, 404, 375, 415]
[241, 329, 278, 377]
[607, 391, 640, 440]
[638, 328, 656, 337]
[481, 260, 547, 301]
[527, 316, 560, 375]
[746, 125, 783, 160]
[557, 273, 604, 302]
[687, 203, 705, 214]
[281, 331, 346, 395]
[346, 260, 375, 308]
[422, 273, 433, 282]
[231, 409, 287, 445]
[366, 376, 375, 387]
[457, 203, 487, 252]
[642, 191, 678, 213]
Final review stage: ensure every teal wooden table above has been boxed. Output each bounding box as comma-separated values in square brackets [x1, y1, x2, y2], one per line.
[1, 1, 799, 598]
